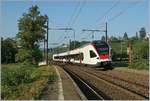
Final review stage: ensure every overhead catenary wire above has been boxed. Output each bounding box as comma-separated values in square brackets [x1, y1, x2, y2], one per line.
[68, 0, 86, 28]
[108, 0, 143, 22]
[66, 1, 81, 29]
[49, 36, 67, 47]
[54, 1, 84, 47]
[92, 0, 143, 41]
[81, 0, 120, 41]
[95, 0, 120, 26]
[87, 0, 120, 29]
[63, 0, 86, 49]
[53, 0, 143, 47]
[50, 1, 81, 48]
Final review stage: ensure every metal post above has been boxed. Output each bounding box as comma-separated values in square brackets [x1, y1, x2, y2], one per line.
[69, 39, 71, 50]
[121, 38, 122, 61]
[44, 37, 46, 61]
[73, 29, 75, 49]
[46, 18, 49, 65]
[105, 22, 108, 43]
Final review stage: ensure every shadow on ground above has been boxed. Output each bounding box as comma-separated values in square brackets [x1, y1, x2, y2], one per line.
[112, 61, 129, 68]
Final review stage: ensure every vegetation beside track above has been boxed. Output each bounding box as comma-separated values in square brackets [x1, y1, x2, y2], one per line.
[1, 63, 58, 100]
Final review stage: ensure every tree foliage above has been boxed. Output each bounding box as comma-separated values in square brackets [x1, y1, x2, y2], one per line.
[110, 36, 119, 42]
[1, 37, 18, 64]
[123, 32, 128, 40]
[139, 27, 146, 40]
[16, 5, 47, 64]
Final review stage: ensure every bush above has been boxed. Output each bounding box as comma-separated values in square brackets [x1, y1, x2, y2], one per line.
[2, 64, 35, 86]
[1, 64, 57, 100]
[129, 59, 148, 70]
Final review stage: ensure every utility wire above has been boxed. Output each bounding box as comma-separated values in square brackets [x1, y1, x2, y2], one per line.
[52, 1, 81, 46]
[81, 31, 93, 40]
[95, 0, 120, 24]
[66, 1, 81, 29]
[65, 0, 86, 44]
[108, 0, 142, 22]
[88, 0, 120, 28]
[78, 0, 119, 42]
[69, 0, 86, 27]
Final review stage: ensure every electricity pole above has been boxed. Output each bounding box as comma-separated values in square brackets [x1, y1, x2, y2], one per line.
[105, 22, 108, 42]
[46, 17, 49, 65]
[72, 29, 75, 49]
[69, 39, 71, 50]
[44, 37, 46, 61]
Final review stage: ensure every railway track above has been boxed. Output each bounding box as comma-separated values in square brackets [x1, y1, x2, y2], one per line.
[60, 64, 149, 100]
[74, 65, 149, 99]
[63, 67, 111, 100]
[84, 66, 149, 88]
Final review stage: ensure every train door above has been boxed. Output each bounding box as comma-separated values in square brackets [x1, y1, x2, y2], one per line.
[79, 53, 84, 64]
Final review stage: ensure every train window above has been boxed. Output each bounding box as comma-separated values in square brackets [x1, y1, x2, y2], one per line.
[90, 50, 97, 58]
[54, 56, 59, 59]
[72, 54, 79, 60]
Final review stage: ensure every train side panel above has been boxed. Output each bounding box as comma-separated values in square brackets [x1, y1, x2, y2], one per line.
[81, 45, 98, 65]
[52, 41, 112, 67]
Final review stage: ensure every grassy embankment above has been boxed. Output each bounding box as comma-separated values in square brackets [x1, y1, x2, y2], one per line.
[1, 63, 58, 100]
[111, 40, 149, 70]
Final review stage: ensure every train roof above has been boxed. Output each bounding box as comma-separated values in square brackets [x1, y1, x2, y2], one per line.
[91, 40, 107, 45]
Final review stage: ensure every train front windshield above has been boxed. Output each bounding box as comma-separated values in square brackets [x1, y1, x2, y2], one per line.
[96, 45, 109, 54]
[94, 41, 109, 59]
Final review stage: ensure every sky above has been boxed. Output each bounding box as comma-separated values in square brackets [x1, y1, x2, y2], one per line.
[1, 0, 149, 47]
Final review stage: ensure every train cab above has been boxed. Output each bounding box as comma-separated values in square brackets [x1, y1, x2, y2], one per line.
[91, 41, 111, 66]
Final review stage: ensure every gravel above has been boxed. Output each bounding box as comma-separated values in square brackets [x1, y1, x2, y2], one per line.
[63, 65, 149, 100]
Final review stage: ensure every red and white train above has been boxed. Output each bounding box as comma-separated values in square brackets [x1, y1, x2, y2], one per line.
[53, 40, 112, 67]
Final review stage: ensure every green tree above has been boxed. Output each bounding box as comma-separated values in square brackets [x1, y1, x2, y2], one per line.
[16, 5, 47, 64]
[70, 41, 81, 50]
[1, 37, 18, 64]
[139, 40, 148, 59]
[110, 36, 119, 42]
[123, 32, 128, 40]
[139, 27, 146, 40]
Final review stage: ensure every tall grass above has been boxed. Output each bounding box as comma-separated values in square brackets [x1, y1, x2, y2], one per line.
[129, 59, 149, 70]
[1, 63, 57, 100]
